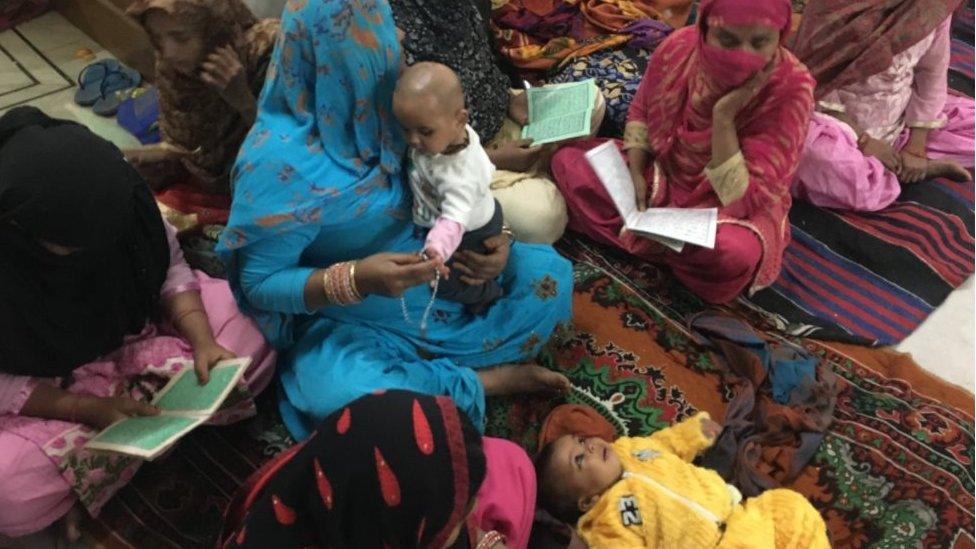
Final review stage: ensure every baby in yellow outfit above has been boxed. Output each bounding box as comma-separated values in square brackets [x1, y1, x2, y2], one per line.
[536, 412, 830, 548]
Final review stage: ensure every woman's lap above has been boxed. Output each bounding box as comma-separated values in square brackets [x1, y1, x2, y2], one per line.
[551, 138, 762, 304]
[0, 273, 274, 537]
[277, 242, 573, 439]
[794, 96, 975, 212]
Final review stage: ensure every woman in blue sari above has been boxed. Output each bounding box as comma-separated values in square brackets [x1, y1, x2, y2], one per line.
[218, 0, 573, 440]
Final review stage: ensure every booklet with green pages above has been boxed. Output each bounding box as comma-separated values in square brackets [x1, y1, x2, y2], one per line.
[86, 357, 250, 460]
[521, 79, 597, 145]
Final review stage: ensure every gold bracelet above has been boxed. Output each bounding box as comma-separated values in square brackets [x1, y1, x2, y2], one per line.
[349, 261, 362, 300]
[322, 269, 332, 304]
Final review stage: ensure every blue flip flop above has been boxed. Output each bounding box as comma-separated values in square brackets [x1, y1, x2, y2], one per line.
[74, 59, 121, 106]
[93, 71, 142, 117]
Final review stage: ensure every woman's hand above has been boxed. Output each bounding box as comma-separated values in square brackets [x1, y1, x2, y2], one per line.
[898, 150, 927, 183]
[713, 65, 774, 123]
[508, 90, 529, 125]
[200, 45, 255, 116]
[123, 142, 192, 165]
[193, 342, 237, 384]
[861, 136, 902, 173]
[631, 167, 648, 211]
[355, 252, 442, 297]
[452, 234, 510, 285]
[79, 395, 160, 430]
[488, 139, 542, 172]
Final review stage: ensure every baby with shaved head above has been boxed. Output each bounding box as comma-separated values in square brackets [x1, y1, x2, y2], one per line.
[393, 62, 503, 314]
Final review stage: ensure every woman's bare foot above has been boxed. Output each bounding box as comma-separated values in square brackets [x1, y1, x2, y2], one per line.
[478, 363, 571, 397]
[927, 159, 973, 182]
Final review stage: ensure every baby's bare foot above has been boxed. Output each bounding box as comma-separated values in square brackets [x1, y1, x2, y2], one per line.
[478, 363, 571, 396]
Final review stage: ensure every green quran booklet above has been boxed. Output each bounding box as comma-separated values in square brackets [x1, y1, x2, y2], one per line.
[521, 79, 597, 145]
[86, 357, 250, 460]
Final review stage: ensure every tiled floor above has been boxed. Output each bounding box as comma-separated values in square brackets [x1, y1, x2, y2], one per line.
[3, 12, 975, 389]
[0, 11, 140, 150]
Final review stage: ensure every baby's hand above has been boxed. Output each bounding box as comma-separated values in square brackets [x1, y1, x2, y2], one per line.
[421, 249, 451, 281]
[700, 417, 722, 440]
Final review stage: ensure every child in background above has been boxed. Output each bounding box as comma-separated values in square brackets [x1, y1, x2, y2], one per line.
[536, 412, 830, 548]
[393, 61, 504, 314]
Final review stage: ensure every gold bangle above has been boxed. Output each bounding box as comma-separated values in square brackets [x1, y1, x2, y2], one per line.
[321, 269, 331, 304]
[349, 261, 362, 300]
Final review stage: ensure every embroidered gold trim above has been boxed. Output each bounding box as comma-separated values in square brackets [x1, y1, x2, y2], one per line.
[622, 121, 651, 152]
[704, 151, 749, 206]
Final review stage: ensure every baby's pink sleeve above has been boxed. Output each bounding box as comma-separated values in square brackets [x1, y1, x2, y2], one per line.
[0, 372, 39, 415]
[160, 218, 201, 299]
[424, 217, 465, 261]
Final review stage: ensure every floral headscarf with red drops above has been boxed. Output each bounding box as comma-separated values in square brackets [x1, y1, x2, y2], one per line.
[221, 390, 486, 549]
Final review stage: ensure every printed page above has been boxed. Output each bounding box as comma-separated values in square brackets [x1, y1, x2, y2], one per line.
[85, 357, 251, 459]
[521, 79, 595, 144]
[86, 415, 206, 460]
[584, 140, 636, 221]
[153, 358, 249, 416]
[629, 208, 718, 249]
[585, 141, 716, 249]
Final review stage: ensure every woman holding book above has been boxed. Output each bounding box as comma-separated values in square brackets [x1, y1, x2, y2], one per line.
[550, 0, 814, 303]
[0, 107, 275, 541]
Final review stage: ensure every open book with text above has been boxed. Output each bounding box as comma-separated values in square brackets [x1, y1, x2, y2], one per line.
[584, 140, 717, 253]
[86, 357, 250, 460]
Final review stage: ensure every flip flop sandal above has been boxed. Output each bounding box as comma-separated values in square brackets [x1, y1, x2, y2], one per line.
[73, 58, 120, 106]
[92, 72, 141, 117]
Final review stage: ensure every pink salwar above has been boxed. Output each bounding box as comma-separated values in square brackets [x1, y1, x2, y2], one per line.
[0, 221, 276, 538]
[792, 17, 973, 212]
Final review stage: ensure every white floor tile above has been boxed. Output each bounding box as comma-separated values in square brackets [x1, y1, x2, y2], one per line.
[896, 277, 975, 393]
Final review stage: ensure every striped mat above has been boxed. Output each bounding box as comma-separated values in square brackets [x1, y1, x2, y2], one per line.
[737, 9, 975, 346]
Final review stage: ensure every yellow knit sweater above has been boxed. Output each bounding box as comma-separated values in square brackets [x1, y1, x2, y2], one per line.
[577, 413, 830, 549]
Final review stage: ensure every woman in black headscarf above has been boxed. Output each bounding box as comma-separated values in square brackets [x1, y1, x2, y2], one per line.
[220, 390, 500, 549]
[0, 106, 275, 540]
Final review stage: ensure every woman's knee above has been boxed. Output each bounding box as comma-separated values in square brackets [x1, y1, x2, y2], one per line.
[0, 433, 75, 537]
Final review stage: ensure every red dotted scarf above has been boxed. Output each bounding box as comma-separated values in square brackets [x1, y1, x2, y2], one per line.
[220, 391, 486, 548]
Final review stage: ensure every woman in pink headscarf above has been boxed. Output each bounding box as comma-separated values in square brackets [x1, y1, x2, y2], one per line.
[550, 0, 814, 304]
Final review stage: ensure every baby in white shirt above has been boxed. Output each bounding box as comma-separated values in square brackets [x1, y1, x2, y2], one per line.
[393, 62, 503, 314]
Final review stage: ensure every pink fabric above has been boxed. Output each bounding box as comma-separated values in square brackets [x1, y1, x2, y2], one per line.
[424, 217, 465, 262]
[0, 374, 36, 416]
[792, 112, 901, 211]
[826, 17, 952, 144]
[700, 43, 768, 89]
[610, 1, 814, 294]
[472, 437, 536, 549]
[0, 272, 276, 537]
[703, 0, 791, 32]
[161, 217, 201, 298]
[793, 95, 974, 212]
[552, 139, 763, 303]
